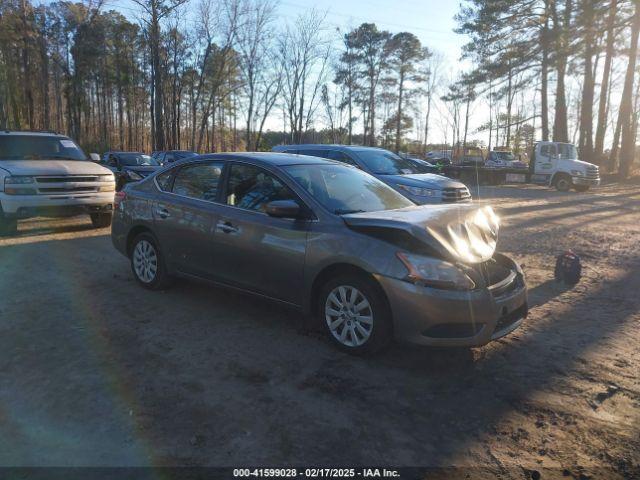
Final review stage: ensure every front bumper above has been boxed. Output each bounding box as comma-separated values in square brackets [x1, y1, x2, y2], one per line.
[0, 192, 114, 218]
[378, 255, 528, 347]
[572, 176, 600, 186]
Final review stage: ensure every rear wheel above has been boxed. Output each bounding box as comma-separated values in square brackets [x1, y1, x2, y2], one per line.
[90, 212, 112, 228]
[130, 233, 172, 290]
[0, 216, 18, 236]
[554, 173, 572, 192]
[574, 184, 590, 192]
[318, 273, 392, 354]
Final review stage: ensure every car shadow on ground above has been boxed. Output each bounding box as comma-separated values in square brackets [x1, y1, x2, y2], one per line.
[12, 217, 98, 238]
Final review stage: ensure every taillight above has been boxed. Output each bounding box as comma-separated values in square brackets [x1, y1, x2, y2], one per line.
[114, 191, 126, 210]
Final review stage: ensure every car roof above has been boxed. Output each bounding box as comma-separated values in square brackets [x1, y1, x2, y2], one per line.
[0, 130, 67, 138]
[199, 151, 339, 167]
[107, 151, 146, 154]
[273, 144, 389, 153]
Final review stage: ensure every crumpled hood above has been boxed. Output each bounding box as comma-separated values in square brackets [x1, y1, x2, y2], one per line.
[378, 173, 464, 189]
[342, 204, 500, 264]
[0, 160, 112, 176]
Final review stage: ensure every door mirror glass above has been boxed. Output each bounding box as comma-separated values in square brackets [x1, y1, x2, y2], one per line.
[265, 199, 302, 219]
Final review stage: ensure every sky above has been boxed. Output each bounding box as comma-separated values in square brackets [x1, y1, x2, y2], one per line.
[49, 0, 474, 143]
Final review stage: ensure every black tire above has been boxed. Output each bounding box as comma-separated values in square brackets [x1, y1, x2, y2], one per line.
[90, 212, 112, 228]
[574, 184, 590, 192]
[0, 216, 18, 236]
[554, 173, 572, 192]
[317, 273, 393, 355]
[129, 232, 172, 290]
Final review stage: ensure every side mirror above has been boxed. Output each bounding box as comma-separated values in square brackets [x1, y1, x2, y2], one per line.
[89, 153, 101, 162]
[265, 199, 303, 219]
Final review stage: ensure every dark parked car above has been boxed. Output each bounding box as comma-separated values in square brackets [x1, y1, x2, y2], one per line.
[154, 150, 198, 165]
[112, 152, 527, 354]
[102, 151, 162, 190]
[272, 145, 470, 204]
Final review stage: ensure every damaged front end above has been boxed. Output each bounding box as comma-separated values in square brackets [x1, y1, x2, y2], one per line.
[342, 204, 528, 346]
[342, 204, 500, 265]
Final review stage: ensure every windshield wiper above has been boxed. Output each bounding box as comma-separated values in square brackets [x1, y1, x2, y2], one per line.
[334, 208, 366, 215]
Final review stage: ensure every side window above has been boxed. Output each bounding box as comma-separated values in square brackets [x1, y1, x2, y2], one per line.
[225, 164, 298, 213]
[156, 171, 173, 191]
[327, 150, 358, 166]
[540, 144, 556, 158]
[164, 153, 175, 163]
[172, 162, 223, 201]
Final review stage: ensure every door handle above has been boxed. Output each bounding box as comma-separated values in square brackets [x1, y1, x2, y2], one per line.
[156, 207, 170, 219]
[217, 221, 238, 234]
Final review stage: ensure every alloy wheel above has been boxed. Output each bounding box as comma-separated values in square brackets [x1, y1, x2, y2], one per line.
[133, 240, 158, 283]
[325, 285, 373, 347]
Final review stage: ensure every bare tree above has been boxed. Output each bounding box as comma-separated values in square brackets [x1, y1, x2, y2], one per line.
[236, 0, 277, 150]
[422, 51, 443, 151]
[278, 10, 330, 144]
[131, 0, 188, 150]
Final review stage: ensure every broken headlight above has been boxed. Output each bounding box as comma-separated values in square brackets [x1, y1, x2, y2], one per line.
[397, 252, 475, 290]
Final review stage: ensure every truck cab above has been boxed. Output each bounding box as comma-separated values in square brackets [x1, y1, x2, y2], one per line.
[530, 142, 600, 192]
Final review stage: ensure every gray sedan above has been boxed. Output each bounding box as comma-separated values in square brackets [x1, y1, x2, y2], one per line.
[111, 152, 527, 354]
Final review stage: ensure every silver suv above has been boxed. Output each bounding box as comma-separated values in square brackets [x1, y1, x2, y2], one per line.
[0, 130, 116, 235]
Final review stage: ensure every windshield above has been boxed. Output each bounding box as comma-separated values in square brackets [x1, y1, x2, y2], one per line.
[494, 152, 515, 161]
[284, 164, 414, 214]
[353, 149, 422, 175]
[117, 153, 159, 166]
[0, 135, 87, 161]
[558, 143, 578, 160]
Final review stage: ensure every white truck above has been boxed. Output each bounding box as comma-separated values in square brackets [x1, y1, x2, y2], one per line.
[0, 130, 116, 235]
[529, 141, 600, 192]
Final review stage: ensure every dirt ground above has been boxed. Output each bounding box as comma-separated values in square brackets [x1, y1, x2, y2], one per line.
[0, 182, 639, 479]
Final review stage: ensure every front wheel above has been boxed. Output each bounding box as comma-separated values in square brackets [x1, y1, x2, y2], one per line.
[90, 212, 112, 228]
[318, 274, 392, 354]
[554, 174, 572, 192]
[574, 184, 590, 192]
[130, 233, 172, 290]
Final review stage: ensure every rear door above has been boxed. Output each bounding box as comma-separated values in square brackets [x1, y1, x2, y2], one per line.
[153, 161, 224, 277]
[209, 162, 309, 305]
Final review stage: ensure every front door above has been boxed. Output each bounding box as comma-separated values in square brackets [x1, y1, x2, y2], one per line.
[210, 162, 309, 305]
[153, 161, 224, 277]
[532, 143, 557, 184]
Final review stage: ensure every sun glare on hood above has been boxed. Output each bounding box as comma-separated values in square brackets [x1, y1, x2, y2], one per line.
[426, 206, 500, 263]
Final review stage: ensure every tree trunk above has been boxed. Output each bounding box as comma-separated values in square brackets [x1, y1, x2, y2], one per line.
[394, 70, 405, 153]
[540, 0, 550, 141]
[151, 6, 164, 150]
[578, 0, 595, 161]
[594, 0, 617, 160]
[618, 0, 640, 178]
[424, 92, 432, 152]
[552, 0, 571, 143]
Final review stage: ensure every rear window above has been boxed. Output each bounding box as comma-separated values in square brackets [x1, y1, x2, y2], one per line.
[0, 135, 87, 161]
